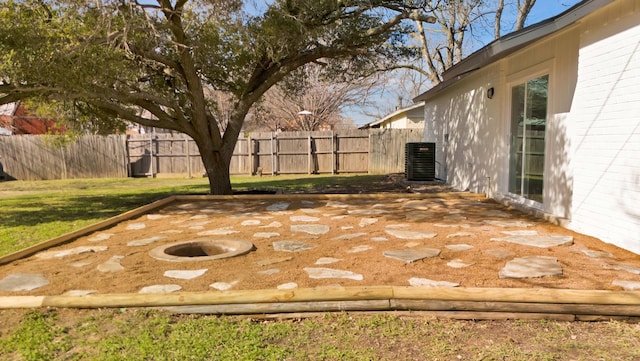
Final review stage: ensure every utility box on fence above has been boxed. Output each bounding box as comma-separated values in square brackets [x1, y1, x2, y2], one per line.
[405, 142, 435, 181]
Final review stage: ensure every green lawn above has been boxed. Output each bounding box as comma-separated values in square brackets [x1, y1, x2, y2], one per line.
[0, 174, 385, 257]
[1, 176, 639, 360]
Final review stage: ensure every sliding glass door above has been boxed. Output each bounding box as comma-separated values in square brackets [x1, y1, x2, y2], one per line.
[508, 75, 548, 203]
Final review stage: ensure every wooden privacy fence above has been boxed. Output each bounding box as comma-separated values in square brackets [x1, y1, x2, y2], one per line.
[0, 129, 424, 180]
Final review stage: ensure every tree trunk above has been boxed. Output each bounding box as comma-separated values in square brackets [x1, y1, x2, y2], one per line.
[200, 147, 233, 195]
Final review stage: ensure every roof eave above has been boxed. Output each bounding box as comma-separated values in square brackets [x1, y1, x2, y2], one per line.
[414, 0, 613, 103]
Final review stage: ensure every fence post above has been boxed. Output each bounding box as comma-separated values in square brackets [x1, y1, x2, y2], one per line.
[149, 134, 154, 177]
[270, 132, 275, 176]
[331, 131, 335, 175]
[307, 134, 312, 175]
[248, 135, 253, 175]
[185, 137, 191, 178]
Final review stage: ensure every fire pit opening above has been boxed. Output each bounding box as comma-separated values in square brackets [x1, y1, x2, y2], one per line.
[149, 239, 254, 262]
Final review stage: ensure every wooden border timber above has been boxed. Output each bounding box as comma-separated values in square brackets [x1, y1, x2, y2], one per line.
[1, 287, 640, 319]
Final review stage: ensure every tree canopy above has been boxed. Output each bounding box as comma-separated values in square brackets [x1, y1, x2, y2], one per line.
[0, 0, 435, 194]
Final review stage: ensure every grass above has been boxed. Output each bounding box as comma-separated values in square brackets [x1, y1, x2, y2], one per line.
[1, 175, 640, 360]
[0, 174, 385, 257]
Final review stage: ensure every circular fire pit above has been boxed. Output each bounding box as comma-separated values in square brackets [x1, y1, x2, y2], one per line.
[149, 239, 254, 262]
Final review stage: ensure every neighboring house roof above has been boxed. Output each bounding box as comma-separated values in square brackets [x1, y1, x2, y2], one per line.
[0, 101, 63, 135]
[360, 101, 424, 129]
[0, 102, 18, 117]
[414, 0, 613, 102]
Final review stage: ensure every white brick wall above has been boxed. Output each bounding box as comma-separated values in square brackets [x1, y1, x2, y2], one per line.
[568, 13, 640, 253]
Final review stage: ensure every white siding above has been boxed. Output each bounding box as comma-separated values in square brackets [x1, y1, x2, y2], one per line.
[567, 8, 640, 253]
[424, 66, 504, 193]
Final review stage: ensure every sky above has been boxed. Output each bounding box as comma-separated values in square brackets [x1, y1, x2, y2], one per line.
[346, 0, 583, 127]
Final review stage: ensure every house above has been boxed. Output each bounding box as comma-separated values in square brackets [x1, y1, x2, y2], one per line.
[414, 0, 640, 254]
[0, 102, 62, 135]
[360, 102, 424, 129]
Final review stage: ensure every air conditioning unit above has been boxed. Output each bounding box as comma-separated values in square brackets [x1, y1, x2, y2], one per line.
[405, 142, 436, 181]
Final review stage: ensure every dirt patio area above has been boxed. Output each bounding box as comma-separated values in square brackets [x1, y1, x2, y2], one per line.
[1, 179, 639, 298]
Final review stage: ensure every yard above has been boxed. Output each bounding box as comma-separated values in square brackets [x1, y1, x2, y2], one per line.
[1, 175, 639, 360]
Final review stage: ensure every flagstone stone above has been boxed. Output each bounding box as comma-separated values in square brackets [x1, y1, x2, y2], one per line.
[266, 202, 290, 211]
[348, 209, 387, 216]
[483, 220, 534, 228]
[291, 224, 330, 235]
[315, 257, 342, 265]
[256, 257, 293, 266]
[385, 228, 437, 240]
[347, 245, 373, 253]
[36, 246, 109, 260]
[304, 267, 363, 281]
[68, 261, 92, 268]
[408, 277, 460, 288]
[326, 201, 349, 208]
[200, 208, 223, 214]
[88, 233, 114, 242]
[290, 215, 320, 222]
[491, 235, 573, 248]
[126, 222, 147, 230]
[253, 232, 280, 238]
[258, 269, 280, 275]
[485, 249, 513, 258]
[0, 273, 49, 291]
[177, 203, 198, 209]
[405, 211, 432, 222]
[127, 236, 167, 247]
[301, 208, 322, 214]
[446, 232, 476, 239]
[161, 230, 184, 234]
[605, 264, 640, 275]
[164, 269, 208, 280]
[359, 218, 379, 227]
[277, 282, 298, 290]
[612, 280, 640, 290]
[198, 227, 239, 236]
[499, 256, 562, 279]
[447, 259, 474, 268]
[402, 200, 432, 210]
[444, 215, 467, 221]
[341, 226, 354, 230]
[62, 290, 97, 296]
[445, 244, 474, 251]
[139, 284, 182, 294]
[403, 241, 422, 248]
[273, 241, 316, 252]
[371, 237, 388, 242]
[97, 256, 125, 273]
[96, 256, 124, 273]
[183, 221, 211, 228]
[383, 248, 441, 263]
[260, 221, 283, 228]
[241, 220, 261, 226]
[147, 214, 170, 220]
[501, 230, 538, 236]
[210, 282, 235, 291]
[331, 215, 348, 220]
[333, 232, 367, 240]
[433, 223, 472, 228]
[582, 250, 614, 258]
[190, 214, 209, 220]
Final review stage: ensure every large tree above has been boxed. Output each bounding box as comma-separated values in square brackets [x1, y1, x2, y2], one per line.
[0, 0, 435, 194]
[248, 63, 377, 132]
